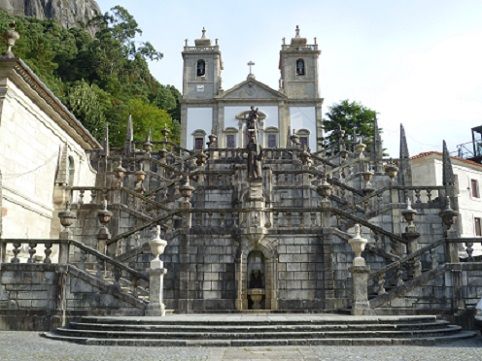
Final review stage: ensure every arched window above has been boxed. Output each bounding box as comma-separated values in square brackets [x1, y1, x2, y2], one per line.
[296, 58, 305, 76]
[68, 156, 75, 186]
[196, 59, 206, 77]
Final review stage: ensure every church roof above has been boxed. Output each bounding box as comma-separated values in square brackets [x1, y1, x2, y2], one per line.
[412, 151, 482, 170]
[216, 75, 287, 101]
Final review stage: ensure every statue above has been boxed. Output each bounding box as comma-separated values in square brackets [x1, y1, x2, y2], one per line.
[246, 106, 259, 135]
[247, 138, 263, 180]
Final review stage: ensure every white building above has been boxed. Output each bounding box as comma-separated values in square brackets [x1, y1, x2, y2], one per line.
[180, 27, 323, 151]
[0, 56, 100, 239]
[412, 151, 482, 241]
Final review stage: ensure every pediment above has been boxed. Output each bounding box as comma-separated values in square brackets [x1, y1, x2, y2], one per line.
[218, 78, 286, 100]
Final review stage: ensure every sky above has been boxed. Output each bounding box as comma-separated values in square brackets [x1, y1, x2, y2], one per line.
[97, 0, 482, 157]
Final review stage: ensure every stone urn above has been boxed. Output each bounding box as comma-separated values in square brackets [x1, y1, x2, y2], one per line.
[58, 202, 76, 228]
[247, 288, 265, 310]
[440, 196, 458, 230]
[135, 170, 146, 183]
[97, 200, 113, 225]
[348, 224, 368, 267]
[149, 225, 167, 260]
[384, 162, 399, 179]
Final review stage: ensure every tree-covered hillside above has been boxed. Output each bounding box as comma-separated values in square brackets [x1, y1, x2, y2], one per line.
[0, 6, 180, 146]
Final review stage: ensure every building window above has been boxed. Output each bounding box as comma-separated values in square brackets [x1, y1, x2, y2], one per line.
[471, 179, 480, 198]
[296, 58, 305, 76]
[267, 134, 277, 148]
[475, 217, 482, 236]
[196, 59, 206, 77]
[226, 134, 236, 148]
[194, 137, 204, 150]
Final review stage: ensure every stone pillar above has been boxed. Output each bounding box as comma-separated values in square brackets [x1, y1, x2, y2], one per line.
[146, 258, 167, 316]
[348, 224, 373, 315]
[351, 265, 371, 315]
[146, 225, 168, 316]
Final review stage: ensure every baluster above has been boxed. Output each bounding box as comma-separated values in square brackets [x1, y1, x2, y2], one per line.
[27, 242, 37, 263]
[377, 273, 386, 295]
[96, 259, 106, 279]
[78, 249, 87, 271]
[44, 242, 52, 264]
[11, 242, 21, 263]
[426, 189, 432, 202]
[414, 189, 421, 203]
[220, 212, 225, 228]
[465, 242, 474, 261]
[78, 190, 85, 205]
[131, 276, 138, 297]
[208, 212, 213, 226]
[430, 251, 438, 270]
[113, 267, 122, 290]
[90, 189, 97, 204]
[396, 267, 404, 286]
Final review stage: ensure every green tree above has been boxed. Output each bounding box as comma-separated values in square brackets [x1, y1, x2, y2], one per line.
[65, 81, 112, 140]
[110, 98, 173, 146]
[0, 7, 180, 146]
[323, 99, 377, 149]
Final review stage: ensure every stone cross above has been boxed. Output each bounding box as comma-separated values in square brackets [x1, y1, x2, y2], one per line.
[247, 61, 255, 75]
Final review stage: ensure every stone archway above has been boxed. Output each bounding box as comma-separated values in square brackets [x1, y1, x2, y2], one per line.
[235, 239, 278, 311]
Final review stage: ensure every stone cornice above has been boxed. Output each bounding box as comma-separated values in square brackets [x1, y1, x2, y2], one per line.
[0, 57, 102, 150]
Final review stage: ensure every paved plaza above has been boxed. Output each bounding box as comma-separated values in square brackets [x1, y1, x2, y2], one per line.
[1, 331, 482, 361]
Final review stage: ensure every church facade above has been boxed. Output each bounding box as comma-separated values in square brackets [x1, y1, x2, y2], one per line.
[181, 27, 323, 152]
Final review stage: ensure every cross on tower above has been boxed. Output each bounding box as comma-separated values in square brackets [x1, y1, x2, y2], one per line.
[247, 61, 255, 75]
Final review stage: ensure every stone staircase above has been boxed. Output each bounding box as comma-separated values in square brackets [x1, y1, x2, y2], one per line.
[42, 314, 476, 346]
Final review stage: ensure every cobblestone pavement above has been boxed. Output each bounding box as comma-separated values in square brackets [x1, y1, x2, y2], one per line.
[1, 332, 482, 361]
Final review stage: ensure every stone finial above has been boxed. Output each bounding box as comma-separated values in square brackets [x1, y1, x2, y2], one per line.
[295, 25, 300, 38]
[398, 124, 412, 186]
[149, 225, 167, 260]
[103, 123, 110, 157]
[442, 140, 455, 188]
[4, 21, 19, 58]
[124, 115, 134, 155]
[348, 224, 368, 266]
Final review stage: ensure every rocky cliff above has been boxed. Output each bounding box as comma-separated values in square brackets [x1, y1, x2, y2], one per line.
[0, 0, 101, 32]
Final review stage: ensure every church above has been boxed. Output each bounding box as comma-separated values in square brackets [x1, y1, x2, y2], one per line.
[181, 26, 322, 152]
[0, 24, 481, 344]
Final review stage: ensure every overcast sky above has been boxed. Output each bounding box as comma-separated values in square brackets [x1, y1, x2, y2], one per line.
[97, 0, 482, 157]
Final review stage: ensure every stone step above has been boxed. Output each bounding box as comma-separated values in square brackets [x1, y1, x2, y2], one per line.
[41, 330, 478, 346]
[76, 314, 439, 326]
[67, 320, 450, 332]
[53, 325, 462, 339]
[41, 314, 475, 346]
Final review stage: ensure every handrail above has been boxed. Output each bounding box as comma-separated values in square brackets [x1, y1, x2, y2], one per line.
[369, 238, 445, 279]
[120, 187, 171, 211]
[68, 239, 148, 281]
[330, 207, 404, 243]
[357, 185, 445, 204]
[107, 209, 180, 245]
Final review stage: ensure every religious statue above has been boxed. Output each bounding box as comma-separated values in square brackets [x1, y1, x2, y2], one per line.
[247, 138, 263, 180]
[246, 106, 259, 132]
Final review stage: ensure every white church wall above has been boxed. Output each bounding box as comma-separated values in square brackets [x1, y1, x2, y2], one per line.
[0, 79, 96, 238]
[186, 107, 213, 149]
[289, 106, 316, 148]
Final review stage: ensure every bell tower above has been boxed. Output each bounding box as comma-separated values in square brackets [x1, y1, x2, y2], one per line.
[182, 28, 223, 100]
[279, 26, 320, 99]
